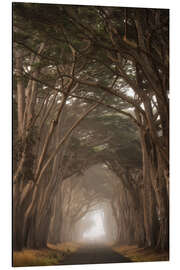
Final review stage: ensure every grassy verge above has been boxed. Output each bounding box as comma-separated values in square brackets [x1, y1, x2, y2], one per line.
[112, 245, 169, 262]
[13, 242, 81, 267]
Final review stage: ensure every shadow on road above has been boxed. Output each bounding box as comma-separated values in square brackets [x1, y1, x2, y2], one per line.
[60, 243, 131, 265]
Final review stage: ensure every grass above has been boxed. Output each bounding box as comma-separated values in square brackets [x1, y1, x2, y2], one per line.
[13, 242, 81, 267]
[112, 244, 169, 262]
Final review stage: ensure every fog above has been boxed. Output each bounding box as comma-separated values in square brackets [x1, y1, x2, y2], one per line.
[82, 210, 106, 241]
[47, 164, 125, 246]
[72, 202, 117, 244]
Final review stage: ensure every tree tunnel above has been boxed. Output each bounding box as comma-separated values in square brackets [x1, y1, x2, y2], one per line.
[48, 163, 144, 247]
[13, 4, 169, 260]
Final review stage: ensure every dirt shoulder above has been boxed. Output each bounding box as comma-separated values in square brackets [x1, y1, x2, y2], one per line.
[112, 244, 169, 262]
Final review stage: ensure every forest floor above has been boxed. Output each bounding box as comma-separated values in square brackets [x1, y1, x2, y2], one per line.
[13, 242, 169, 266]
[112, 244, 169, 262]
[13, 242, 81, 267]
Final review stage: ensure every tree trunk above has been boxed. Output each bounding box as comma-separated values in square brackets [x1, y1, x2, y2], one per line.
[48, 192, 63, 244]
[140, 127, 169, 249]
[13, 181, 34, 251]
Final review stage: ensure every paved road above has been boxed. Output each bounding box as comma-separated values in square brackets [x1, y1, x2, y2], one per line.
[60, 244, 131, 265]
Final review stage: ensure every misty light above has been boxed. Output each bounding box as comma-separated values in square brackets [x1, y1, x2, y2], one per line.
[83, 210, 105, 241]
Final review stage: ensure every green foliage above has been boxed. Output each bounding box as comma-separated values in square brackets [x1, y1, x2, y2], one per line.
[61, 109, 142, 180]
[13, 2, 168, 179]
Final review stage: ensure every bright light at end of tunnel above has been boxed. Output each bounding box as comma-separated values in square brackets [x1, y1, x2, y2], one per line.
[83, 210, 105, 241]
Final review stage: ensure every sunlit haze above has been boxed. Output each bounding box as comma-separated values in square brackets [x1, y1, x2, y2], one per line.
[83, 210, 105, 241]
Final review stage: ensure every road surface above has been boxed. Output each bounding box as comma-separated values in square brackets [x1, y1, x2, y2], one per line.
[60, 244, 131, 265]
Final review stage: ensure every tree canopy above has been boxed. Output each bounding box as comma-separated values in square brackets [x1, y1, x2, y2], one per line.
[13, 3, 169, 253]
